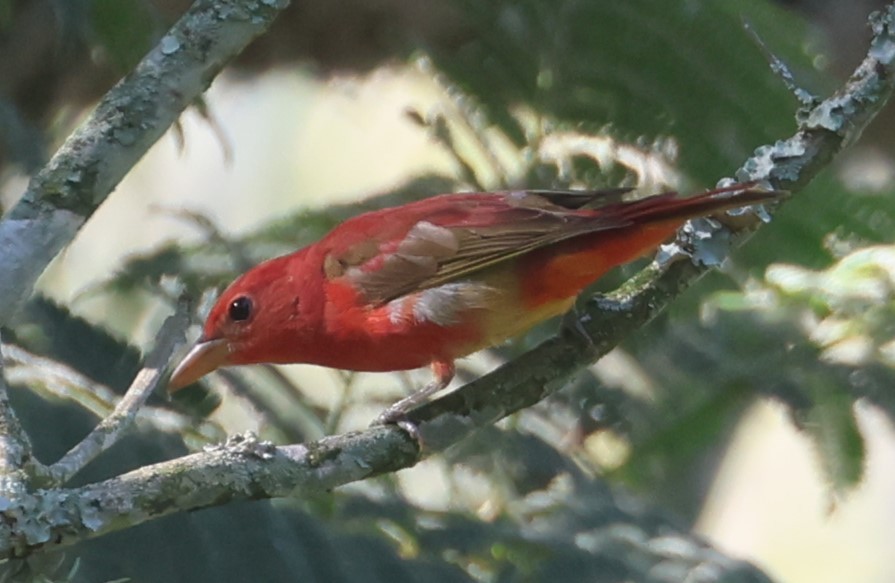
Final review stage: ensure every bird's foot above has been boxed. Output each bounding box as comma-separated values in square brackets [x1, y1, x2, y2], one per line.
[371, 375, 449, 428]
[371, 397, 424, 442]
[372, 395, 420, 427]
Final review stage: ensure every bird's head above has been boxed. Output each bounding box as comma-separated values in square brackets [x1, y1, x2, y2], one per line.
[168, 252, 317, 391]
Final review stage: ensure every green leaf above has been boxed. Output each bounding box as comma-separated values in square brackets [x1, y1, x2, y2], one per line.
[89, 0, 161, 72]
[432, 0, 822, 183]
[800, 376, 866, 498]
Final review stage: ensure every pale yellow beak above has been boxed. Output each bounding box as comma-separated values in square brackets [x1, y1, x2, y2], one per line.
[168, 338, 230, 392]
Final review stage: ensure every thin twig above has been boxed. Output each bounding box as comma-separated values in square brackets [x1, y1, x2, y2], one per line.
[3, 345, 222, 446]
[43, 303, 190, 485]
[0, 332, 39, 487]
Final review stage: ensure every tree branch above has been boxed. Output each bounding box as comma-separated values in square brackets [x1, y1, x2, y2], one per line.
[0, 0, 291, 327]
[0, 333, 37, 492]
[0, 2, 892, 560]
[1, 428, 416, 558]
[404, 3, 895, 451]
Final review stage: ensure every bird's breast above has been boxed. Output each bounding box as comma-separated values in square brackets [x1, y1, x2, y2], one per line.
[311, 259, 582, 373]
[310, 280, 488, 371]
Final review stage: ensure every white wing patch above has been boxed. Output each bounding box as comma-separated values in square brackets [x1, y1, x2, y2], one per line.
[387, 281, 496, 327]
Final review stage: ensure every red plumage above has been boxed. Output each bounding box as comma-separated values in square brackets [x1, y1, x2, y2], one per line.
[169, 183, 777, 417]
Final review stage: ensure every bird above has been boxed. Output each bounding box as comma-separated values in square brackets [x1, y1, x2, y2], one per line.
[168, 183, 777, 422]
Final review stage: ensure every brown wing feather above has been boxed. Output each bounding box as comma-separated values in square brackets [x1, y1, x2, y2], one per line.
[341, 199, 625, 304]
[329, 185, 778, 305]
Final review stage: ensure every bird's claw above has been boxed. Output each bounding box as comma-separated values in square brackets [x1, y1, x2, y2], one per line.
[394, 418, 421, 442]
[371, 403, 422, 442]
[372, 402, 410, 427]
[372, 373, 449, 427]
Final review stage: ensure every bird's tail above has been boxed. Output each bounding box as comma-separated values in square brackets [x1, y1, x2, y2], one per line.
[611, 182, 783, 225]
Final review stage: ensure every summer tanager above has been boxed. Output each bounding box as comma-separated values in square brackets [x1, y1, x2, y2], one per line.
[168, 183, 776, 420]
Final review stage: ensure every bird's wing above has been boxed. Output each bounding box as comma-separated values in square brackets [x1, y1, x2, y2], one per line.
[321, 185, 776, 305]
[322, 190, 637, 304]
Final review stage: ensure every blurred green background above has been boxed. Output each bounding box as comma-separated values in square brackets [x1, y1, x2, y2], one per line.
[1, 0, 895, 581]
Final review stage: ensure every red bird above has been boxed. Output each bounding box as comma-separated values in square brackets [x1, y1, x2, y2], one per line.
[168, 184, 776, 420]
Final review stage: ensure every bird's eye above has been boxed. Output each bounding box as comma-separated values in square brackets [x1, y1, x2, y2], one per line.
[228, 296, 253, 322]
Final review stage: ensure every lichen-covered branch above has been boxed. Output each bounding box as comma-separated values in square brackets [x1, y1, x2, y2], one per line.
[403, 3, 895, 449]
[1, 429, 417, 558]
[0, 0, 893, 567]
[0, 0, 291, 327]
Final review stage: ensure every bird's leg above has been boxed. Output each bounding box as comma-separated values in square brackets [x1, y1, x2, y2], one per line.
[373, 360, 455, 426]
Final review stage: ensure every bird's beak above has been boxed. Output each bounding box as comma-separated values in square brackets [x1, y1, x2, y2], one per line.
[168, 337, 230, 392]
